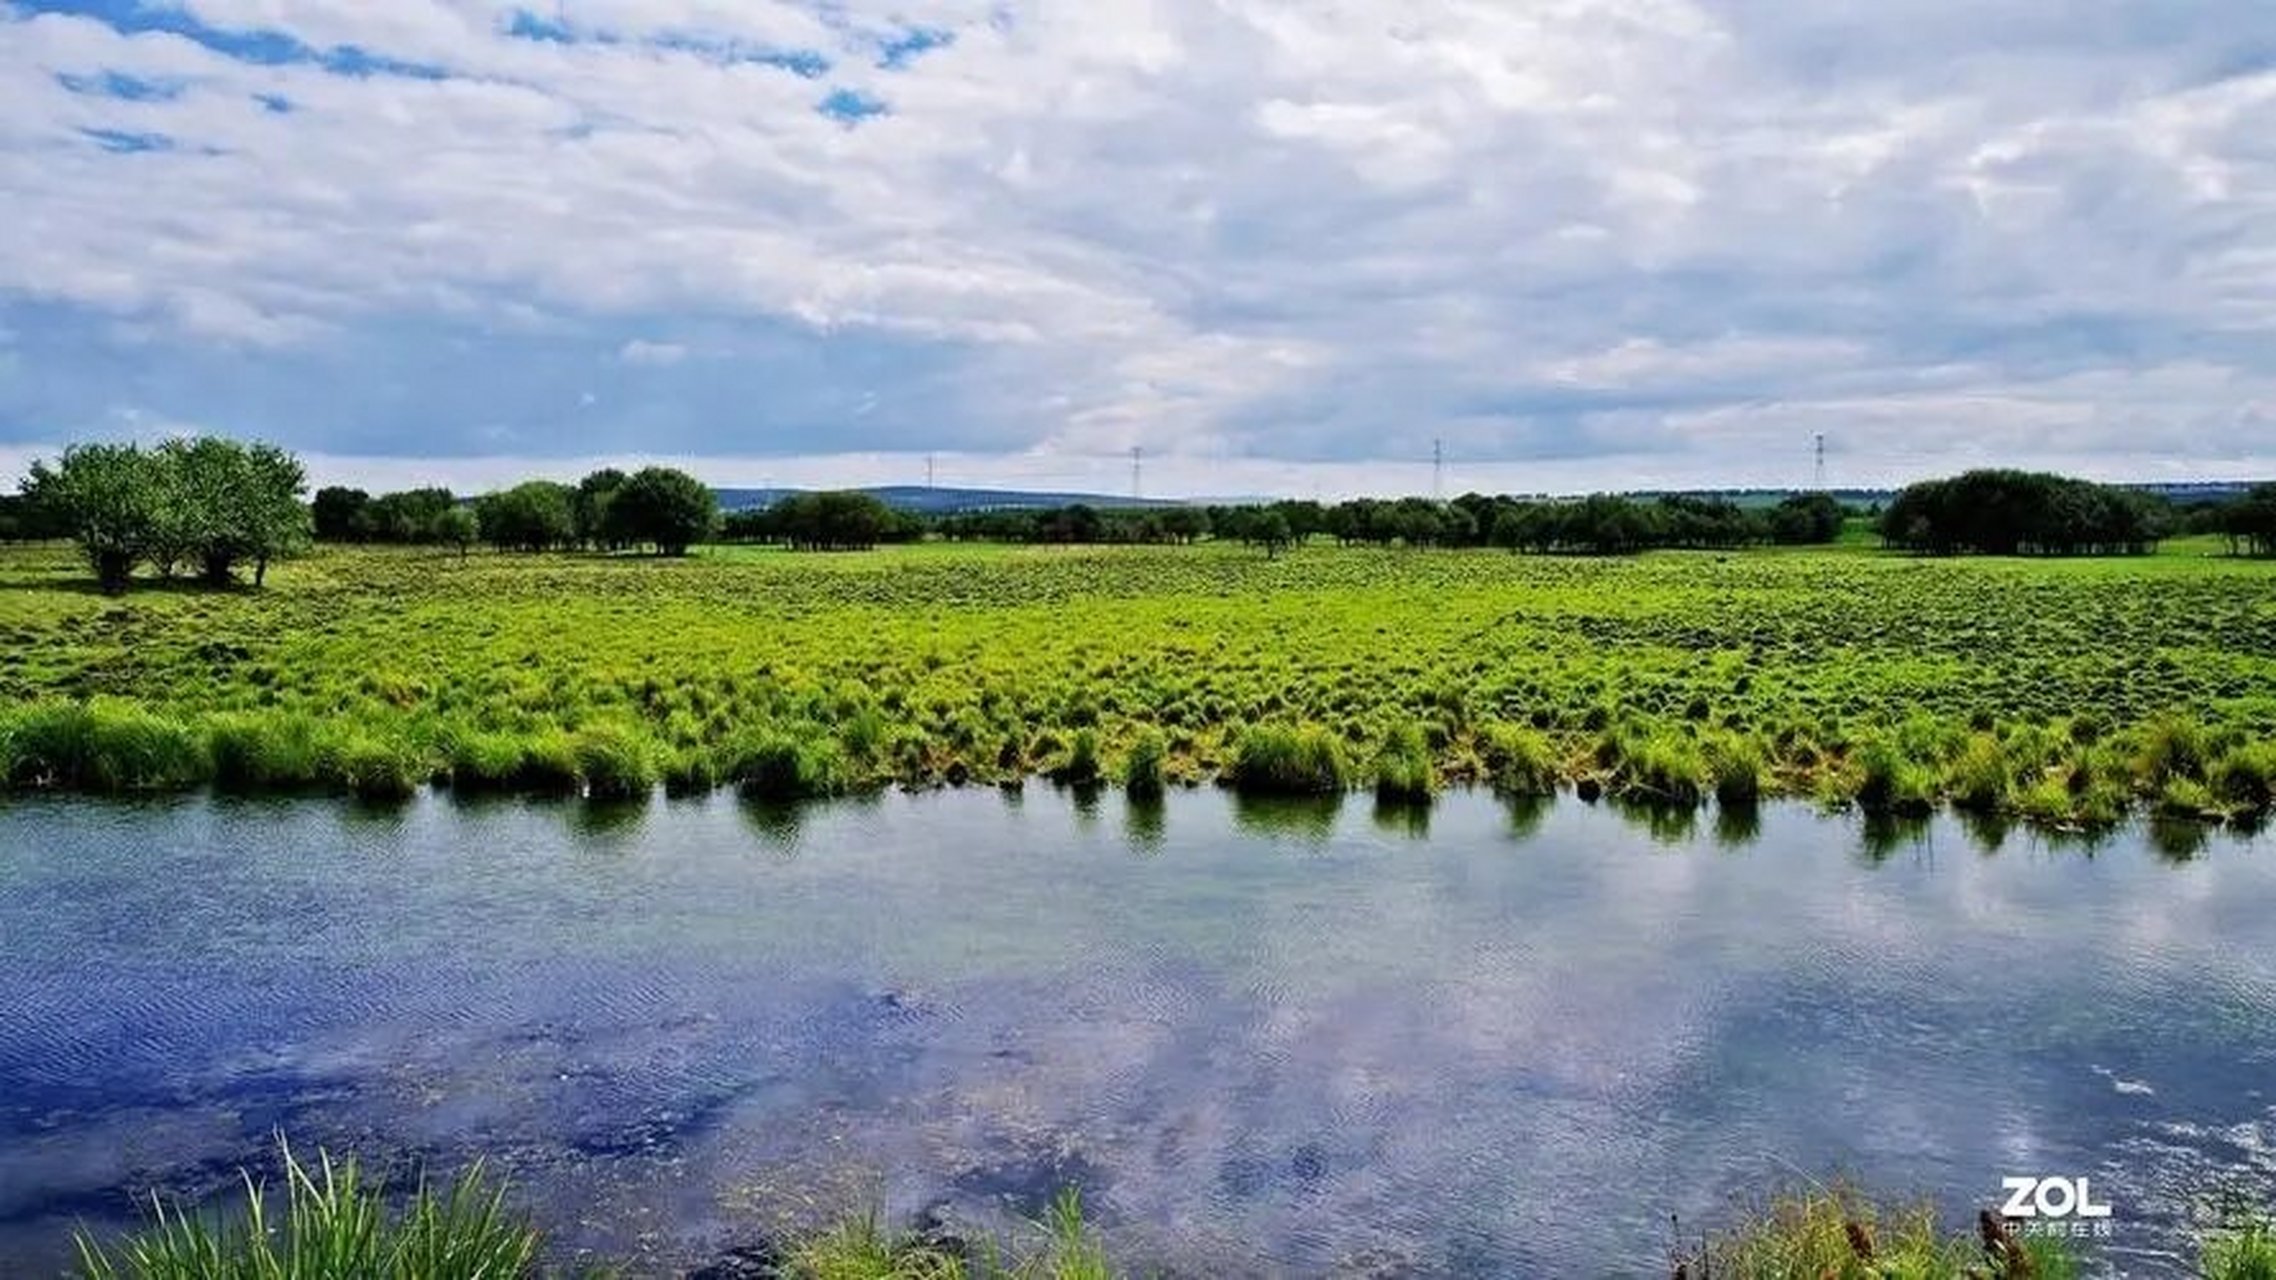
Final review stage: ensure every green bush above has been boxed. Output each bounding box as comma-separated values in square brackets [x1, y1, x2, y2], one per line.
[1705, 733, 1765, 807]
[2211, 743, 2276, 811]
[1855, 737, 1936, 816]
[1229, 724, 1349, 795]
[1946, 733, 2010, 813]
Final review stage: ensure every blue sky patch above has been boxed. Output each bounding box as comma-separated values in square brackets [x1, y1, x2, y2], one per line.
[877, 26, 954, 70]
[57, 69, 182, 101]
[80, 127, 173, 153]
[818, 87, 888, 124]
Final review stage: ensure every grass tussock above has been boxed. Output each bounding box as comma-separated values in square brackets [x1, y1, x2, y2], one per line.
[1479, 723, 1559, 796]
[1121, 727, 1167, 799]
[1371, 722, 1437, 803]
[791, 1188, 1113, 1280]
[727, 730, 844, 800]
[72, 1142, 538, 1280]
[1228, 724, 1349, 796]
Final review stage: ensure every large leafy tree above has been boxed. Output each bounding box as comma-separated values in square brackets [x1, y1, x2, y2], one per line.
[607, 467, 715, 555]
[20, 443, 163, 593]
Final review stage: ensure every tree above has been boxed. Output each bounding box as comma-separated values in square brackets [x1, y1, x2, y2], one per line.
[20, 443, 161, 592]
[574, 468, 627, 550]
[312, 486, 371, 542]
[476, 481, 576, 552]
[435, 505, 478, 557]
[607, 467, 715, 555]
[364, 488, 458, 544]
[772, 491, 893, 550]
[158, 437, 308, 586]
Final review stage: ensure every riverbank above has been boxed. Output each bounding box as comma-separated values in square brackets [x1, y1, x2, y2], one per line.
[4, 539, 2274, 824]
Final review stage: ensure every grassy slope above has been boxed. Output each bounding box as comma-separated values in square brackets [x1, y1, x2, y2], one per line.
[3, 537, 2273, 818]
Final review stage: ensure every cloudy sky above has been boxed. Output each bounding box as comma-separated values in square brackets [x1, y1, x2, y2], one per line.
[4, 0, 2276, 497]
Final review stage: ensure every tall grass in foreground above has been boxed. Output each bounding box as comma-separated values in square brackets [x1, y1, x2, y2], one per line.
[2205, 1218, 2276, 1280]
[73, 1143, 538, 1280]
[1674, 1184, 2076, 1280]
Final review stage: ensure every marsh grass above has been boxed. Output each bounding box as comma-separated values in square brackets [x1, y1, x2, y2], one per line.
[1120, 727, 1167, 798]
[784, 1188, 1112, 1280]
[1371, 722, 1436, 803]
[1229, 724, 1349, 795]
[2205, 1219, 2276, 1280]
[6, 542, 2276, 829]
[1676, 1184, 2078, 1280]
[72, 1143, 539, 1280]
[728, 731, 845, 800]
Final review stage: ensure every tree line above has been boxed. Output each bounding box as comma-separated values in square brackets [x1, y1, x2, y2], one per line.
[312, 467, 716, 556]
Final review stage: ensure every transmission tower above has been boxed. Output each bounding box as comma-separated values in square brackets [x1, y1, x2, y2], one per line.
[926, 453, 936, 490]
[1131, 446, 1144, 500]
[1432, 438, 1444, 501]
[1814, 433, 1827, 492]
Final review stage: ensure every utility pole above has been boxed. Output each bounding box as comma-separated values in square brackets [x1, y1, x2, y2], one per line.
[1431, 438, 1444, 501]
[1131, 446, 1143, 501]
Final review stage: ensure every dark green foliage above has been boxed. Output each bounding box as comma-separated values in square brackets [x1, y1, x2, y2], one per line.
[474, 482, 575, 553]
[606, 467, 714, 555]
[1881, 470, 2163, 556]
[311, 486, 370, 542]
[573, 725, 658, 800]
[2, 702, 208, 792]
[739, 491, 902, 551]
[20, 443, 167, 592]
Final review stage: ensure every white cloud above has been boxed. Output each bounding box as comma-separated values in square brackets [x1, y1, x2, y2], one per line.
[2, 0, 2276, 484]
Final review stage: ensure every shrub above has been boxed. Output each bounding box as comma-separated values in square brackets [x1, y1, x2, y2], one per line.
[1228, 724, 1349, 795]
[73, 1142, 539, 1280]
[510, 732, 581, 796]
[1372, 722, 1436, 803]
[661, 748, 721, 798]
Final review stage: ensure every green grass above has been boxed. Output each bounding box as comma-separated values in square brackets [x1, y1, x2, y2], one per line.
[4, 538, 2275, 824]
[72, 1143, 538, 1280]
[1676, 1184, 2080, 1280]
[2206, 1219, 2276, 1280]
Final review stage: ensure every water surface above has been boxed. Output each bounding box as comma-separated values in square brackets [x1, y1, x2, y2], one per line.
[2, 789, 2272, 1276]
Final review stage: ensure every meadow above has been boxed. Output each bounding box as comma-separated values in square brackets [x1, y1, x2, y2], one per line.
[3, 536, 2274, 827]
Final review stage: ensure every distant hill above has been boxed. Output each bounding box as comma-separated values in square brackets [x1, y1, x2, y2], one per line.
[713, 485, 1191, 514]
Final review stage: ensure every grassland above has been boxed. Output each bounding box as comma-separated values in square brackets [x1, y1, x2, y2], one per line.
[3, 537, 2274, 826]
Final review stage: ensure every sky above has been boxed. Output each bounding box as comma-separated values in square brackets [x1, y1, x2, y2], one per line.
[4, 1, 2276, 498]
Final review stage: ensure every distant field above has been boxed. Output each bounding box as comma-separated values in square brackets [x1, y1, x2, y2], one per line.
[3, 536, 2273, 823]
